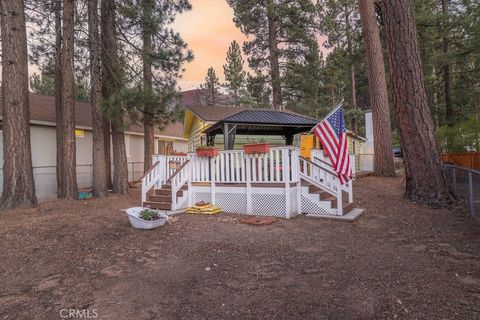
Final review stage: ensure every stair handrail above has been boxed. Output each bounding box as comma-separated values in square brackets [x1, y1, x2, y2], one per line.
[141, 161, 163, 203]
[170, 160, 191, 211]
[302, 156, 337, 176]
[167, 159, 190, 183]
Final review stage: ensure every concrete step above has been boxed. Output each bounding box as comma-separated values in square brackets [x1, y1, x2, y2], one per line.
[143, 201, 172, 210]
[306, 208, 364, 221]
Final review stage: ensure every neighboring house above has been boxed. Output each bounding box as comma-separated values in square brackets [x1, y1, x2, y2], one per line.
[0, 92, 187, 200]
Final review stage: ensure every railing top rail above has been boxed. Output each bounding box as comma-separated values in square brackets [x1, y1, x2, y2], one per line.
[443, 163, 480, 175]
[140, 161, 160, 180]
[313, 156, 334, 168]
[167, 159, 191, 183]
[300, 156, 337, 176]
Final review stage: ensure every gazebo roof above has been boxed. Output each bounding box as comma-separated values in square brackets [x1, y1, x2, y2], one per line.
[203, 109, 318, 136]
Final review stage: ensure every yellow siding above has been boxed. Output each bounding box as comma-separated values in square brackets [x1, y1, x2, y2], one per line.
[187, 117, 211, 152]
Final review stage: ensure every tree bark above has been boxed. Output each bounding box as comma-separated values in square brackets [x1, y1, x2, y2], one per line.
[0, 0, 37, 208]
[104, 119, 112, 189]
[143, 0, 155, 172]
[54, 0, 64, 197]
[267, 0, 282, 109]
[345, 6, 357, 133]
[359, 0, 395, 177]
[60, 0, 78, 199]
[380, 0, 454, 206]
[442, 0, 453, 126]
[88, 0, 107, 197]
[101, 0, 129, 194]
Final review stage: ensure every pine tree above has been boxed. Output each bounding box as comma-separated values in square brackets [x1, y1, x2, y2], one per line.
[318, 0, 361, 132]
[227, 0, 316, 109]
[223, 41, 246, 107]
[102, 0, 129, 194]
[0, 0, 37, 208]
[60, 0, 78, 199]
[380, 0, 454, 206]
[88, 0, 107, 197]
[358, 0, 395, 177]
[116, 0, 193, 172]
[201, 67, 220, 105]
[282, 40, 324, 115]
[245, 71, 271, 108]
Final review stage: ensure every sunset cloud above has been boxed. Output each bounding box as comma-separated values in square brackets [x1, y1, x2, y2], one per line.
[173, 0, 248, 89]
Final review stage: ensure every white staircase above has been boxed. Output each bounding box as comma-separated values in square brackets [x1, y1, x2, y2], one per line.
[299, 156, 363, 220]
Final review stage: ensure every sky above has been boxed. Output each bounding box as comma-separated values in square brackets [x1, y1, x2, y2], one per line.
[172, 0, 248, 90]
[27, 0, 328, 92]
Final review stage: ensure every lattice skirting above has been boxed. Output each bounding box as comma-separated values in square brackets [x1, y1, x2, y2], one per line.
[193, 191, 212, 204]
[252, 193, 287, 218]
[190, 186, 301, 218]
[216, 192, 248, 215]
[301, 195, 338, 216]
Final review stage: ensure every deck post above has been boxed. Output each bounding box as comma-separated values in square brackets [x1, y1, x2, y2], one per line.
[246, 154, 252, 215]
[336, 184, 343, 216]
[187, 157, 193, 207]
[283, 149, 291, 218]
[211, 156, 216, 205]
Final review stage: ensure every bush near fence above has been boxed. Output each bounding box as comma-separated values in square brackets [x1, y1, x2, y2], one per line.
[441, 152, 480, 171]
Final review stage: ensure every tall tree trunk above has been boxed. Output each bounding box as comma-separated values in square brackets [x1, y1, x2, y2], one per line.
[267, 0, 282, 109]
[380, 0, 454, 206]
[143, 0, 154, 172]
[54, 0, 64, 197]
[142, 0, 155, 172]
[359, 0, 395, 177]
[345, 6, 357, 133]
[60, 0, 78, 199]
[88, 0, 107, 197]
[0, 0, 37, 208]
[101, 0, 129, 194]
[104, 120, 112, 189]
[442, 0, 453, 126]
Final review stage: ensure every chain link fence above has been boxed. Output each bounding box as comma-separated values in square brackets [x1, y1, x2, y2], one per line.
[443, 164, 480, 222]
[0, 162, 144, 201]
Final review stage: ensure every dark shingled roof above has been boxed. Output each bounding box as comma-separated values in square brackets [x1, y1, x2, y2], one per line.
[186, 105, 245, 122]
[0, 92, 185, 139]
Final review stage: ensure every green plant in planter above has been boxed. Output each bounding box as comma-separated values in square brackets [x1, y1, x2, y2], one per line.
[139, 208, 160, 221]
[246, 138, 267, 144]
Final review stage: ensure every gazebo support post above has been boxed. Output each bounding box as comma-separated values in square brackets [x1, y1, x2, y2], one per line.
[285, 133, 294, 146]
[223, 123, 237, 150]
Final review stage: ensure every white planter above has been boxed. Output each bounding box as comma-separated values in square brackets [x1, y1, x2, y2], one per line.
[126, 207, 167, 230]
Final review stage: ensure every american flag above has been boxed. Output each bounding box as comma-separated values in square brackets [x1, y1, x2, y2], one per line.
[312, 105, 352, 185]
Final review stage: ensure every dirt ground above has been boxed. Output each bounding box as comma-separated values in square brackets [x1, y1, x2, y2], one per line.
[1, 176, 479, 320]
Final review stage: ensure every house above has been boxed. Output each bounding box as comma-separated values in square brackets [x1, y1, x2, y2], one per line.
[183, 105, 317, 152]
[137, 105, 363, 220]
[182, 105, 372, 173]
[0, 92, 187, 200]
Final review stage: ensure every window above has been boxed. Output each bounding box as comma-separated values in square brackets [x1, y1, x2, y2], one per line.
[75, 129, 85, 138]
[200, 134, 206, 146]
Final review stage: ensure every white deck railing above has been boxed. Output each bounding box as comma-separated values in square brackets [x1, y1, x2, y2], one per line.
[144, 147, 353, 216]
[168, 160, 191, 211]
[186, 146, 300, 184]
[141, 160, 163, 203]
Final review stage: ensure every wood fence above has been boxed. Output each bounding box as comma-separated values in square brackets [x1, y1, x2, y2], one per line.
[441, 152, 480, 171]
